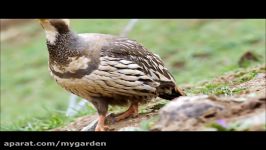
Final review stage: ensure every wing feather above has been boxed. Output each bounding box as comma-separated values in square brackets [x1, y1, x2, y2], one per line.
[101, 38, 176, 84]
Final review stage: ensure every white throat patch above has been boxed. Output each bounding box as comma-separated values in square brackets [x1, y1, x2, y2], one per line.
[45, 30, 58, 45]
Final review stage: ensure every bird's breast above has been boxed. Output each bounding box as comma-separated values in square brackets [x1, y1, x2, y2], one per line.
[50, 56, 91, 73]
[48, 55, 160, 101]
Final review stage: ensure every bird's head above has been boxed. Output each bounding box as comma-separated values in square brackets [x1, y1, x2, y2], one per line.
[38, 19, 71, 44]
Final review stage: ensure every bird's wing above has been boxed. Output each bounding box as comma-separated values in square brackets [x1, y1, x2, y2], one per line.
[101, 37, 176, 85]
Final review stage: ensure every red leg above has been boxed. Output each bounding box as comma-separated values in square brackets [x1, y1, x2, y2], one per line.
[95, 115, 110, 131]
[115, 102, 138, 122]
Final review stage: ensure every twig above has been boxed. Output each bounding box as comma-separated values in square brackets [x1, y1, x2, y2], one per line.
[120, 19, 139, 37]
[65, 94, 81, 117]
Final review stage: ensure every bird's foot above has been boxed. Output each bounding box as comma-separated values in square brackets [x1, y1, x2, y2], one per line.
[115, 111, 138, 122]
[94, 114, 111, 131]
[114, 103, 139, 122]
[95, 125, 110, 131]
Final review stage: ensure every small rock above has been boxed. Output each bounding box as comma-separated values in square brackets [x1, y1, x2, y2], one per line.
[154, 95, 225, 131]
[229, 111, 266, 131]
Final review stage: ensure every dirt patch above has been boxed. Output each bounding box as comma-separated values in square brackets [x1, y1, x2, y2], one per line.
[192, 52, 211, 59]
[238, 51, 259, 67]
[1, 19, 41, 45]
[172, 61, 185, 69]
[0, 19, 33, 31]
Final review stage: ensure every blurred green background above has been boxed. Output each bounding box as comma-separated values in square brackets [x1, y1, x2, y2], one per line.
[1, 19, 265, 130]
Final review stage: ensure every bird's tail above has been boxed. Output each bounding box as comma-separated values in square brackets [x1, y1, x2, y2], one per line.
[159, 86, 186, 100]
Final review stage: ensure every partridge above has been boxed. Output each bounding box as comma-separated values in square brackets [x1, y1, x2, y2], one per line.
[39, 19, 185, 131]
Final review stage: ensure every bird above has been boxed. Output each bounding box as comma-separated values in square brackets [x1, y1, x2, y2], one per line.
[39, 19, 185, 131]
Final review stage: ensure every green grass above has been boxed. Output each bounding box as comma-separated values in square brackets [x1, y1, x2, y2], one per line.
[1, 19, 265, 131]
[189, 83, 248, 96]
[139, 116, 159, 131]
[233, 71, 258, 84]
[208, 118, 266, 131]
[186, 65, 265, 96]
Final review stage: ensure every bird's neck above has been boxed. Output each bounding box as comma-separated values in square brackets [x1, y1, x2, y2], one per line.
[47, 31, 82, 66]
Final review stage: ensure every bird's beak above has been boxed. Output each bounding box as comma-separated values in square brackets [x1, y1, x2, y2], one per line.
[37, 19, 50, 30]
[38, 19, 49, 24]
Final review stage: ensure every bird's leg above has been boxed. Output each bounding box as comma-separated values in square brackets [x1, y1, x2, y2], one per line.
[95, 114, 110, 131]
[115, 102, 138, 122]
[91, 99, 109, 131]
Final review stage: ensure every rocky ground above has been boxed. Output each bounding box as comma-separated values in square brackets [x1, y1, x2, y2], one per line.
[52, 65, 266, 131]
